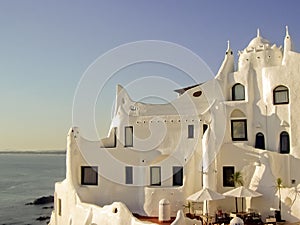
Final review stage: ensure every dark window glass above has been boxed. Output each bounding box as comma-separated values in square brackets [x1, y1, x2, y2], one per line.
[173, 166, 183, 186]
[223, 166, 234, 187]
[231, 119, 247, 141]
[273, 86, 289, 105]
[203, 124, 208, 134]
[232, 84, 245, 101]
[81, 166, 98, 185]
[255, 132, 265, 149]
[125, 166, 133, 184]
[280, 131, 290, 154]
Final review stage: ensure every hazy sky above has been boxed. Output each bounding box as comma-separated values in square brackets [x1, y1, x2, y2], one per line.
[1, 1, 300, 150]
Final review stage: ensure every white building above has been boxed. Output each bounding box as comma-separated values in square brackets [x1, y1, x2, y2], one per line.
[49, 27, 300, 225]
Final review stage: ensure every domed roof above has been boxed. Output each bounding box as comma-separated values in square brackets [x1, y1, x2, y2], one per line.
[245, 29, 270, 51]
[248, 36, 270, 48]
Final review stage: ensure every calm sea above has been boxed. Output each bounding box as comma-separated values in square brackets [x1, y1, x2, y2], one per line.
[0, 153, 66, 225]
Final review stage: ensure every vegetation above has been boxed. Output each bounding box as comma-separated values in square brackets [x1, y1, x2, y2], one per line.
[229, 171, 244, 213]
[229, 171, 244, 187]
[275, 178, 285, 211]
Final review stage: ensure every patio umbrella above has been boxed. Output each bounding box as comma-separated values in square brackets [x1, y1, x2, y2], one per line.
[223, 186, 262, 213]
[187, 187, 225, 215]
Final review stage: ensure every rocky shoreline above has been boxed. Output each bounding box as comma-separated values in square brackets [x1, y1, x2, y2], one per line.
[25, 195, 54, 224]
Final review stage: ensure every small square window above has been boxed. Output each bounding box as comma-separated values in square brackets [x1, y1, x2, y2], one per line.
[223, 166, 234, 187]
[231, 119, 247, 141]
[188, 125, 194, 138]
[81, 166, 98, 185]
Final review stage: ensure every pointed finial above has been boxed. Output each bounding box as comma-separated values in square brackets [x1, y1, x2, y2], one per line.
[227, 40, 230, 50]
[286, 26, 289, 36]
[257, 28, 260, 37]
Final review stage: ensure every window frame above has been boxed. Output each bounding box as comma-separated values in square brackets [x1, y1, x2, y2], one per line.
[124, 126, 133, 147]
[150, 166, 161, 186]
[273, 85, 289, 105]
[280, 131, 290, 154]
[223, 166, 235, 187]
[255, 132, 265, 150]
[232, 83, 245, 101]
[231, 119, 248, 141]
[188, 124, 194, 138]
[81, 166, 98, 186]
[125, 166, 133, 184]
[172, 166, 183, 186]
[58, 198, 62, 216]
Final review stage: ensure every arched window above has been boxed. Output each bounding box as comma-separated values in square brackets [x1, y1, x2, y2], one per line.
[232, 83, 245, 101]
[280, 131, 290, 154]
[273, 85, 289, 105]
[255, 132, 265, 150]
[230, 109, 247, 141]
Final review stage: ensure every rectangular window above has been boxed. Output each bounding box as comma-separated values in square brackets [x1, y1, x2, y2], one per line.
[81, 166, 98, 185]
[188, 125, 194, 138]
[58, 198, 62, 216]
[275, 91, 288, 104]
[125, 126, 133, 147]
[125, 166, 133, 184]
[231, 119, 247, 141]
[223, 166, 234, 187]
[150, 166, 161, 186]
[113, 127, 117, 148]
[173, 166, 183, 186]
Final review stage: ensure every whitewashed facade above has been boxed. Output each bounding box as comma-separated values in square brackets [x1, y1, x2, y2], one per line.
[49, 28, 300, 225]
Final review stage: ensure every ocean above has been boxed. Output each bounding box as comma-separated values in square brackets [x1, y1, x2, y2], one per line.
[0, 152, 66, 225]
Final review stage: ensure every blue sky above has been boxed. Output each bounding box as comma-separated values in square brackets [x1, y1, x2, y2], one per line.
[1, 1, 300, 150]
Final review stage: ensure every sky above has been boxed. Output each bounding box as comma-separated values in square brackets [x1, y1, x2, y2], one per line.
[1, 0, 300, 150]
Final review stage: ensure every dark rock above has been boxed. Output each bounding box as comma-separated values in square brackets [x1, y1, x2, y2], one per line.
[26, 195, 54, 205]
[42, 206, 54, 209]
[36, 216, 50, 221]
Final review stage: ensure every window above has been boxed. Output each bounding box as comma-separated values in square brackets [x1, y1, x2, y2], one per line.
[280, 131, 290, 154]
[193, 91, 202, 97]
[173, 166, 183, 186]
[273, 85, 289, 105]
[150, 166, 161, 186]
[125, 166, 133, 184]
[232, 83, 245, 101]
[58, 198, 62, 216]
[255, 132, 265, 149]
[203, 124, 208, 134]
[231, 119, 247, 141]
[188, 125, 194, 138]
[223, 166, 234, 187]
[81, 166, 98, 185]
[125, 126, 133, 147]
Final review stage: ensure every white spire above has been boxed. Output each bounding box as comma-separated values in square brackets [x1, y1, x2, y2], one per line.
[257, 28, 260, 37]
[227, 40, 230, 50]
[286, 26, 290, 36]
[283, 25, 293, 65]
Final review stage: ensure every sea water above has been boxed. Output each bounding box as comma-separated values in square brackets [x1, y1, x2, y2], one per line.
[0, 153, 66, 225]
